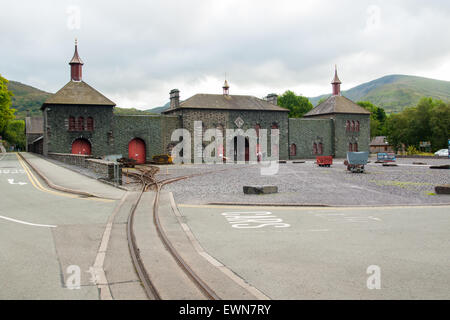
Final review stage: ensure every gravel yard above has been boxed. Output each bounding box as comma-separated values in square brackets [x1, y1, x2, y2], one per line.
[157, 157, 450, 206]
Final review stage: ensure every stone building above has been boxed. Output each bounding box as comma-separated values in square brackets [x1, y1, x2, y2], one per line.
[25, 116, 43, 153]
[163, 82, 290, 161]
[301, 67, 371, 158]
[40, 41, 177, 164]
[34, 42, 370, 163]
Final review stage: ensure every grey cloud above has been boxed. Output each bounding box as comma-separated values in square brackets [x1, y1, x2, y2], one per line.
[1, 0, 450, 108]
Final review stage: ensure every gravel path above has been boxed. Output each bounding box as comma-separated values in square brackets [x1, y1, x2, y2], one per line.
[158, 157, 450, 206]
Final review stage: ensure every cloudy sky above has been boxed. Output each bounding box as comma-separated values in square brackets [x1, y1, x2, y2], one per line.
[1, 0, 450, 109]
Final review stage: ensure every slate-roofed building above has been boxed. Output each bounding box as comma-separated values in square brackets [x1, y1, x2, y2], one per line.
[302, 67, 371, 157]
[163, 83, 289, 161]
[39, 41, 370, 164]
[41, 40, 177, 163]
[25, 116, 43, 153]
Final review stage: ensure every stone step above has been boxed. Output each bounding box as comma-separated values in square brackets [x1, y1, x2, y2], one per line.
[243, 185, 278, 195]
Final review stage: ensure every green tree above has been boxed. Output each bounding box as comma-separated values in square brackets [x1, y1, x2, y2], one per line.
[0, 74, 15, 138]
[278, 90, 314, 118]
[429, 100, 450, 150]
[357, 101, 387, 138]
[385, 97, 450, 152]
[4, 120, 25, 150]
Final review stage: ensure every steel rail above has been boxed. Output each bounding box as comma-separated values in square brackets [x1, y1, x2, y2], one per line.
[127, 166, 221, 300]
[126, 171, 161, 300]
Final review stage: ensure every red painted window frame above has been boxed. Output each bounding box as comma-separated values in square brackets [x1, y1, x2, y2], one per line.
[68, 117, 75, 131]
[86, 117, 94, 131]
[77, 117, 84, 131]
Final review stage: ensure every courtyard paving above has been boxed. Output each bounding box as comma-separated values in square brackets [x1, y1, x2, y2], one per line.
[157, 157, 450, 206]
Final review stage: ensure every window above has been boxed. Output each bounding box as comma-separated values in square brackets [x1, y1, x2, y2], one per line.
[356, 121, 360, 132]
[77, 117, 84, 131]
[313, 143, 318, 155]
[346, 120, 350, 132]
[318, 142, 323, 155]
[290, 143, 297, 156]
[68, 117, 75, 131]
[351, 120, 355, 132]
[354, 142, 358, 152]
[86, 117, 94, 131]
[349, 143, 353, 152]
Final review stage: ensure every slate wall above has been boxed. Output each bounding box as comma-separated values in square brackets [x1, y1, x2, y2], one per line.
[288, 118, 334, 159]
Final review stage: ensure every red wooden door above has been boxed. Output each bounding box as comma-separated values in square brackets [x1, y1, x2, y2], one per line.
[128, 138, 146, 164]
[71, 139, 91, 155]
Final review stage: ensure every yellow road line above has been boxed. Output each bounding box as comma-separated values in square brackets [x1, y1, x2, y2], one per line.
[16, 153, 113, 202]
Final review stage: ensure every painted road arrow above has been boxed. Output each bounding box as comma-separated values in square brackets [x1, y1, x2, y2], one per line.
[7, 179, 27, 185]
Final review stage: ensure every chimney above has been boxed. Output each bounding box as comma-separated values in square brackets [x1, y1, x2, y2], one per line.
[170, 89, 180, 109]
[331, 65, 341, 96]
[266, 93, 278, 105]
[69, 38, 84, 81]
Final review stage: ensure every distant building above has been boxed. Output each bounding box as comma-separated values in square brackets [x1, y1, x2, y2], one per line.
[370, 136, 394, 153]
[25, 116, 43, 153]
[37, 42, 371, 162]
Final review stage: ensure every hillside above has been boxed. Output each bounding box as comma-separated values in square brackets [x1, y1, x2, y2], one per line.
[7, 81, 156, 118]
[7, 81, 52, 118]
[8, 75, 450, 117]
[309, 75, 450, 113]
[146, 101, 170, 113]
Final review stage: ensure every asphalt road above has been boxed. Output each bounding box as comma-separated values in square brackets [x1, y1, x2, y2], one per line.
[179, 203, 450, 299]
[0, 153, 118, 299]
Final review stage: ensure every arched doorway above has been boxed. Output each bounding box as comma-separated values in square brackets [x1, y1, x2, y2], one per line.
[233, 136, 249, 162]
[128, 138, 146, 164]
[71, 138, 91, 155]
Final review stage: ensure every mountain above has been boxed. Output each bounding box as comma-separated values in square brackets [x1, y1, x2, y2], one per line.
[7, 81, 52, 118]
[8, 75, 450, 117]
[145, 101, 170, 114]
[309, 75, 450, 113]
[7, 80, 156, 118]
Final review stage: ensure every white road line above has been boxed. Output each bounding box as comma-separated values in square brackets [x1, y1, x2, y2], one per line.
[0, 215, 57, 228]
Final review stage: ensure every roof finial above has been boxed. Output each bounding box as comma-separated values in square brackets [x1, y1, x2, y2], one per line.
[223, 75, 229, 95]
[331, 65, 341, 96]
[69, 39, 84, 81]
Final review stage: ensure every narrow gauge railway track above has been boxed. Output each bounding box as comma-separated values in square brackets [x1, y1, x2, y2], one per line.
[126, 167, 220, 300]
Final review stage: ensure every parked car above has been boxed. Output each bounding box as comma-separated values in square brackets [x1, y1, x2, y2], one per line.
[434, 149, 449, 157]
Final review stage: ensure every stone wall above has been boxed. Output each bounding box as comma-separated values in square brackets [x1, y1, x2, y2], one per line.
[48, 152, 91, 167]
[86, 158, 122, 184]
[288, 118, 334, 159]
[112, 115, 180, 161]
[334, 114, 370, 158]
[44, 104, 114, 157]
[47, 152, 121, 183]
[167, 108, 289, 161]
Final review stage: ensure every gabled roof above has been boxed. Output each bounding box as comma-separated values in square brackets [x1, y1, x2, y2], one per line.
[41, 81, 115, 109]
[370, 136, 389, 146]
[25, 117, 43, 134]
[303, 95, 370, 117]
[163, 94, 289, 113]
